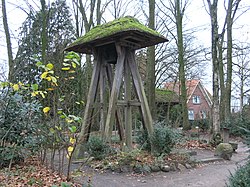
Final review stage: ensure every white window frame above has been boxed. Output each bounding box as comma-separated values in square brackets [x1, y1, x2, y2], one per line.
[200, 110, 206, 119]
[188, 110, 194, 120]
[192, 95, 201, 104]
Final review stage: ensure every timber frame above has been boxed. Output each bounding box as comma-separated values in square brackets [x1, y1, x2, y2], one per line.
[65, 16, 168, 148]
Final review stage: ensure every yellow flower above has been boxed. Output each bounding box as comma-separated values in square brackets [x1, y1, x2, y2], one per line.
[43, 107, 51, 114]
[13, 84, 19, 91]
[70, 137, 76, 144]
[46, 63, 54, 70]
[41, 72, 48, 79]
[68, 146, 74, 152]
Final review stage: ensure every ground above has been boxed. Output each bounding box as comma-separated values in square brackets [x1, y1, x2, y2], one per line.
[0, 139, 248, 187]
[73, 142, 249, 187]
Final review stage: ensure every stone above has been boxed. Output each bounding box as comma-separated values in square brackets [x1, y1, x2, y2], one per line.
[142, 165, 151, 173]
[161, 165, 171, 172]
[120, 165, 133, 173]
[229, 142, 238, 152]
[185, 163, 192, 169]
[177, 163, 187, 171]
[169, 163, 177, 171]
[214, 143, 233, 160]
[133, 164, 143, 173]
[150, 165, 161, 172]
[200, 139, 208, 144]
[133, 164, 151, 173]
[210, 133, 223, 147]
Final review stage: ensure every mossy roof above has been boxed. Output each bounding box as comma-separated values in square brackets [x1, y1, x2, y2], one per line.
[155, 89, 179, 103]
[65, 16, 168, 54]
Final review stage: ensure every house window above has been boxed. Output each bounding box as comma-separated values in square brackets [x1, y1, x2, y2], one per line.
[193, 96, 200, 104]
[200, 110, 206, 119]
[188, 110, 194, 120]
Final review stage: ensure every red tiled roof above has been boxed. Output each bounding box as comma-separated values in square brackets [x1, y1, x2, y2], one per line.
[164, 79, 200, 98]
[164, 79, 212, 106]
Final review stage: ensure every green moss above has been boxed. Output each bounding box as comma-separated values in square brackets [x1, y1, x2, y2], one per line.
[156, 89, 175, 96]
[155, 89, 178, 103]
[68, 16, 162, 47]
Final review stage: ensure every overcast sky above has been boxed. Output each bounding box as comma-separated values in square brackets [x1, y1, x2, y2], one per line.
[1, 0, 250, 97]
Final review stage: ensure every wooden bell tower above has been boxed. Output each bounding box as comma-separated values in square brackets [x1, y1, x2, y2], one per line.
[65, 17, 168, 148]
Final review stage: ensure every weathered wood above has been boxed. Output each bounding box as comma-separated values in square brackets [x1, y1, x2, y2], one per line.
[106, 63, 125, 142]
[78, 50, 101, 143]
[99, 60, 106, 137]
[104, 44, 126, 140]
[117, 100, 141, 106]
[115, 107, 125, 143]
[124, 57, 133, 149]
[127, 50, 153, 136]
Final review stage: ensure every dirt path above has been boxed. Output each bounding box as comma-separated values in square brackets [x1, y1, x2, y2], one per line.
[74, 142, 249, 187]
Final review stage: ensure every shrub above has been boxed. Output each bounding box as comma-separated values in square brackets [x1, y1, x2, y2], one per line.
[210, 133, 223, 147]
[226, 117, 250, 187]
[86, 136, 111, 160]
[221, 113, 250, 138]
[227, 162, 250, 187]
[190, 119, 210, 132]
[0, 89, 43, 168]
[136, 122, 182, 156]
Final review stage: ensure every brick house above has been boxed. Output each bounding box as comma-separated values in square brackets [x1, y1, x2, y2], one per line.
[164, 79, 212, 120]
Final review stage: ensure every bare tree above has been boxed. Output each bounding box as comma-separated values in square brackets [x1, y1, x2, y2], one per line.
[206, 0, 220, 133]
[1, 0, 14, 81]
[107, 0, 134, 19]
[205, 0, 243, 133]
[224, 0, 241, 121]
[157, 0, 202, 129]
[232, 43, 250, 114]
[146, 0, 156, 119]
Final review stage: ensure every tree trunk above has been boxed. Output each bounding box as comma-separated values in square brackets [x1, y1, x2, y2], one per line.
[96, 0, 101, 25]
[240, 70, 244, 115]
[225, 0, 233, 121]
[2, 0, 14, 81]
[176, 0, 189, 130]
[40, 0, 48, 63]
[218, 36, 225, 123]
[207, 0, 220, 133]
[146, 0, 156, 119]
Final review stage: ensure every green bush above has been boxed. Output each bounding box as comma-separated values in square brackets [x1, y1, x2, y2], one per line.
[210, 133, 223, 147]
[222, 114, 250, 138]
[227, 162, 250, 187]
[226, 116, 250, 187]
[190, 119, 210, 132]
[0, 89, 43, 168]
[136, 122, 182, 156]
[86, 136, 111, 160]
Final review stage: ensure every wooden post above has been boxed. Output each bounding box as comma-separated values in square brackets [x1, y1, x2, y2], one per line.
[124, 54, 133, 150]
[127, 50, 153, 136]
[78, 50, 101, 143]
[99, 61, 106, 137]
[106, 63, 125, 143]
[104, 44, 126, 140]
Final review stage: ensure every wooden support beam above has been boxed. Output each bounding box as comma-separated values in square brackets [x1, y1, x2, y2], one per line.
[124, 55, 132, 150]
[117, 100, 141, 106]
[115, 108, 125, 143]
[106, 63, 125, 143]
[127, 50, 153, 136]
[99, 61, 106, 137]
[104, 44, 126, 140]
[78, 51, 101, 143]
